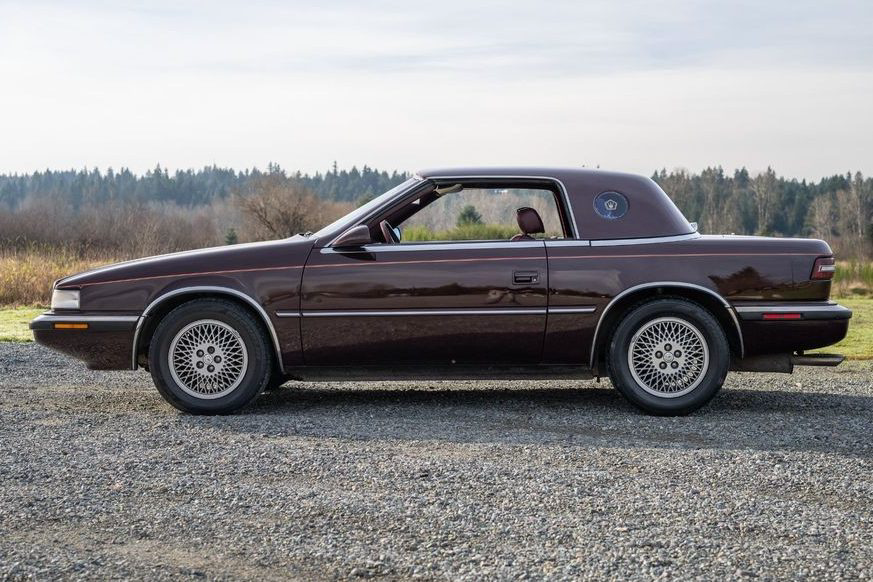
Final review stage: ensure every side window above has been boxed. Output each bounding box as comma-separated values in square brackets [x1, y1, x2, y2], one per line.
[399, 187, 565, 242]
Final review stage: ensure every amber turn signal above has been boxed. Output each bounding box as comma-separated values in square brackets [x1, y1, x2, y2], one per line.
[53, 323, 89, 330]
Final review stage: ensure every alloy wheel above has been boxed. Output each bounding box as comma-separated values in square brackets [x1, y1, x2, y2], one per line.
[627, 316, 710, 398]
[168, 319, 249, 399]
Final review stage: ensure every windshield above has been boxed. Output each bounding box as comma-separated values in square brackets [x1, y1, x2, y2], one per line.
[311, 177, 421, 238]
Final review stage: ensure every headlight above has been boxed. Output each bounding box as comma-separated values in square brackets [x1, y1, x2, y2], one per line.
[51, 289, 80, 310]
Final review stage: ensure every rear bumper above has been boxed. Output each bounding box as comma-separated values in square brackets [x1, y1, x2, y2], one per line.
[733, 302, 852, 356]
[30, 313, 139, 370]
[734, 302, 852, 321]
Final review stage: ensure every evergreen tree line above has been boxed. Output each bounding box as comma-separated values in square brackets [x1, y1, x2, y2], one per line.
[652, 167, 872, 258]
[0, 164, 870, 258]
[0, 162, 409, 210]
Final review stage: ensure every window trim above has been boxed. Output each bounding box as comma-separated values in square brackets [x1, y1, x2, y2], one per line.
[352, 176, 578, 248]
[320, 240, 546, 254]
[391, 181, 568, 244]
[324, 175, 579, 248]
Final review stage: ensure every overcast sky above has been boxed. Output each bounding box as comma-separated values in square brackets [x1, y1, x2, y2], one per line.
[1, 0, 871, 179]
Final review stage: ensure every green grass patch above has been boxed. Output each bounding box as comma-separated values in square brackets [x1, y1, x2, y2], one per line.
[402, 223, 521, 242]
[0, 306, 44, 342]
[812, 297, 873, 360]
[832, 261, 873, 297]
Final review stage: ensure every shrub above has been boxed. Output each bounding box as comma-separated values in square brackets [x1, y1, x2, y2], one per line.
[402, 223, 519, 242]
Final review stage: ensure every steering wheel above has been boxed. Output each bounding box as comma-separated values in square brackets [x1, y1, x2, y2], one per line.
[379, 220, 400, 244]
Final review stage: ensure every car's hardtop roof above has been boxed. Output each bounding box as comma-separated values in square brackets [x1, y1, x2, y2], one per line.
[416, 166, 647, 183]
[416, 166, 693, 240]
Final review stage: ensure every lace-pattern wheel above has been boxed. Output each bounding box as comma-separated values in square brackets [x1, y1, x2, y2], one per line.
[149, 298, 274, 414]
[607, 298, 729, 416]
[169, 319, 249, 399]
[627, 316, 709, 398]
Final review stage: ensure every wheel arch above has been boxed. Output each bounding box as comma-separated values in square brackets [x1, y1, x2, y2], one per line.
[589, 282, 743, 374]
[132, 286, 284, 373]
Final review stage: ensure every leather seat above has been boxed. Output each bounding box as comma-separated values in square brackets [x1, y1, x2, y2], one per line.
[511, 207, 545, 241]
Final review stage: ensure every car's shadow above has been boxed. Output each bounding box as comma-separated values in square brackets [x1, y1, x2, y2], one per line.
[181, 383, 873, 458]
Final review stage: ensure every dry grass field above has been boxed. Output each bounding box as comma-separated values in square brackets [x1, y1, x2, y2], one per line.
[0, 249, 120, 307]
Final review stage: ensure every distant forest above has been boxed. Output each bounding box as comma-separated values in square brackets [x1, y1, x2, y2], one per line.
[0, 164, 870, 259]
[0, 162, 408, 209]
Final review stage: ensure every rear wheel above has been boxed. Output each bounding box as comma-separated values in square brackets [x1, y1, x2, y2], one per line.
[607, 298, 729, 415]
[148, 298, 274, 414]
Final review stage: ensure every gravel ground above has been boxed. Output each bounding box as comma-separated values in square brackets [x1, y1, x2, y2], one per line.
[0, 343, 871, 581]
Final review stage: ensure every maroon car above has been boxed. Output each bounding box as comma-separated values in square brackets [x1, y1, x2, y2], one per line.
[31, 167, 851, 415]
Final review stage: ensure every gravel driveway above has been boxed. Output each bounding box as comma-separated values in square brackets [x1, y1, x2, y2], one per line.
[1, 343, 871, 581]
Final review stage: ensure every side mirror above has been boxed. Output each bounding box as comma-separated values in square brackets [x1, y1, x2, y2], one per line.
[332, 225, 373, 248]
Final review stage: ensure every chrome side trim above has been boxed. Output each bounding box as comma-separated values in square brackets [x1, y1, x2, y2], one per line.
[545, 240, 592, 248]
[547, 306, 596, 314]
[284, 306, 595, 317]
[275, 311, 302, 318]
[589, 281, 744, 369]
[590, 232, 701, 247]
[322, 241, 544, 253]
[300, 308, 547, 317]
[131, 286, 285, 373]
[35, 314, 140, 323]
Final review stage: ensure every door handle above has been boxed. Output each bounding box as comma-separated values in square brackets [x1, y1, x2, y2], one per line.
[513, 270, 539, 284]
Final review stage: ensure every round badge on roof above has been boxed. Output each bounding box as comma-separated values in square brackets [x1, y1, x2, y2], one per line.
[594, 191, 629, 220]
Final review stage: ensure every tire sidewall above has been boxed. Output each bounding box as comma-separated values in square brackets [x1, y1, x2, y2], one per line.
[149, 300, 271, 414]
[608, 299, 729, 415]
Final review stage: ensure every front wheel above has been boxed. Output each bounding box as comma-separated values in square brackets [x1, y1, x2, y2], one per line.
[607, 298, 729, 415]
[148, 298, 274, 414]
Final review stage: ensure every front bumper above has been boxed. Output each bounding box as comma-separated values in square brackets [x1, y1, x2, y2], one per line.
[732, 302, 852, 356]
[30, 313, 139, 370]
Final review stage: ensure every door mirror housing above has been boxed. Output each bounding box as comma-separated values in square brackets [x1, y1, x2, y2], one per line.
[332, 225, 373, 248]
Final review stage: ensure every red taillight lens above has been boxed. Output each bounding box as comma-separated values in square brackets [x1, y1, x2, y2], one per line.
[762, 313, 802, 320]
[811, 257, 836, 280]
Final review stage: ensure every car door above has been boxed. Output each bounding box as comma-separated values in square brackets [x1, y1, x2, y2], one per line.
[299, 240, 548, 365]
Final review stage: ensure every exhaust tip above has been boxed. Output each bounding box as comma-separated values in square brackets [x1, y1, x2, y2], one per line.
[791, 353, 844, 367]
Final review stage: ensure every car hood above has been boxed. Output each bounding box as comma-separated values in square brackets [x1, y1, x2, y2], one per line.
[57, 236, 315, 288]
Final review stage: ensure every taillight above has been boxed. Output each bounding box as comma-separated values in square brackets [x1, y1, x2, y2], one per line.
[762, 313, 802, 320]
[811, 257, 836, 280]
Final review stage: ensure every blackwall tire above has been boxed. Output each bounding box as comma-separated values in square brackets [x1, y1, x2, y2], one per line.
[148, 298, 273, 414]
[607, 298, 729, 416]
[264, 374, 287, 392]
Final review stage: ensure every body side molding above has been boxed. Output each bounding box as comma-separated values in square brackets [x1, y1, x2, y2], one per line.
[277, 306, 597, 318]
[589, 232, 701, 247]
[33, 315, 139, 323]
[589, 281, 744, 369]
[131, 286, 285, 373]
